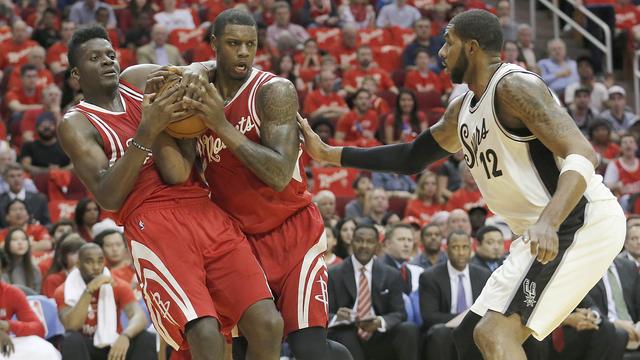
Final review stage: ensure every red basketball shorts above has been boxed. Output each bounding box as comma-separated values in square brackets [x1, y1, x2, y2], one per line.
[246, 203, 328, 336]
[124, 197, 272, 351]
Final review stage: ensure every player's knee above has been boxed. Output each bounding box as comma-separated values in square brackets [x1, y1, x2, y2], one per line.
[254, 310, 284, 340]
[185, 317, 223, 345]
[241, 300, 284, 342]
[473, 320, 496, 353]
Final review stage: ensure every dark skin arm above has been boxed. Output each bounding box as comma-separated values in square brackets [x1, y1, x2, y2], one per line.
[59, 275, 112, 331]
[185, 77, 302, 191]
[494, 72, 598, 264]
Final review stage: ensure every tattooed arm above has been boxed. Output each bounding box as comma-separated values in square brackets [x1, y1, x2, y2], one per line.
[495, 72, 598, 263]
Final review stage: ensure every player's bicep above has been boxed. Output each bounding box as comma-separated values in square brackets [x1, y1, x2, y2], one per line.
[429, 94, 463, 153]
[255, 78, 301, 163]
[58, 114, 110, 195]
[120, 64, 162, 91]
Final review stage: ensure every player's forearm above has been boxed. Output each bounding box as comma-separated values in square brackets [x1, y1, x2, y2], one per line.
[537, 171, 588, 230]
[152, 133, 195, 185]
[61, 294, 91, 331]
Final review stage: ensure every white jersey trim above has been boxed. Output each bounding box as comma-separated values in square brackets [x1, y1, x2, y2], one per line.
[224, 69, 260, 109]
[83, 112, 124, 167]
[78, 93, 127, 115]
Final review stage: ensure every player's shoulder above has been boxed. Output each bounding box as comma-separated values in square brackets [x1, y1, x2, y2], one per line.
[495, 70, 547, 99]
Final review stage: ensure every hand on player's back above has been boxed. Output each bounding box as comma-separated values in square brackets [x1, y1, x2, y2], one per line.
[182, 76, 226, 131]
[137, 82, 185, 146]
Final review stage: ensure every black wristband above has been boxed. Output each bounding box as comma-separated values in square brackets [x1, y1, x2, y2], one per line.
[341, 128, 452, 175]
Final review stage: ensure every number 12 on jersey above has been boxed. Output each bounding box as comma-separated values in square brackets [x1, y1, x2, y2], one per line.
[479, 149, 503, 179]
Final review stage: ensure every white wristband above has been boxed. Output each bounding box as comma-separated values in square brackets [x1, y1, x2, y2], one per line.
[560, 154, 594, 184]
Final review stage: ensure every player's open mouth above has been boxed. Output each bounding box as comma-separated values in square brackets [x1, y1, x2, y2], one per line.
[235, 64, 247, 72]
[103, 69, 117, 77]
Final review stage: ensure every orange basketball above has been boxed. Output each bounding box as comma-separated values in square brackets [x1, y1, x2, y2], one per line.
[157, 76, 208, 139]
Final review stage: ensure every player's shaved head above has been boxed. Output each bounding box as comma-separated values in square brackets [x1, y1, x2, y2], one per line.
[78, 242, 103, 260]
[213, 8, 256, 38]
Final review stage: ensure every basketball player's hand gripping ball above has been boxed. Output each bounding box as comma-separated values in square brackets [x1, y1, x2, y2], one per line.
[183, 76, 226, 132]
[140, 80, 186, 140]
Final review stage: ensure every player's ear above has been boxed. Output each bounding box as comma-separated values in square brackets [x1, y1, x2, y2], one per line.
[70, 67, 80, 81]
[467, 39, 480, 56]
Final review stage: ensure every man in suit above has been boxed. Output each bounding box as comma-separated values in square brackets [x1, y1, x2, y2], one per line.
[419, 230, 491, 360]
[328, 224, 419, 360]
[587, 255, 640, 354]
[136, 24, 185, 66]
[410, 223, 447, 270]
[619, 225, 640, 270]
[469, 225, 505, 273]
[381, 223, 424, 294]
[0, 163, 49, 227]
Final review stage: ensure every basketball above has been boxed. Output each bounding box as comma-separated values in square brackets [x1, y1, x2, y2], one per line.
[156, 75, 208, 139]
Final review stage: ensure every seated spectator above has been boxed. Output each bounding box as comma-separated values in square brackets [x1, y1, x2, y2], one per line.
[372, 171, 415, 198]
[587, 255, 640, 351]
[20, 85, 63, 147]
[0, 199, 52, 253]
[46, 20, 75, 75]
[446, 162, 486, 212]
[360, 188, 390, 226]
[538, 38, 579, 96]
[19, 113, 71, 176]
[153, 0, 196, 31]
[61, 70, 83, 112]
[604, 134, 640, 199]
[437, 151, 464, 202]
[404, 172, 445, 223]
[502, 40, 527, 69]
[0, 163, 49, 227]
[566, 87, 597, 136]
[5, 64, 43, 116]
[516, 24, 536, 71]
[620, 224, 640, 270]
[345, 174, 372, 219]
[468, 206, 488, 237]
[600, 86, 638, 138]
[496, 0, 519, 41]
[2, 228, 42, 294]
[328, 224, 419, 360]
[0, 146, 37, 195]
[445, 209, 472, 236]
[266, 1, 309, 50]
[410, 223, 447, 269]
[470, 225, 504, 272]
[55, 244, 155, 360]
[402, 17, 444, 69]
[376, 0, 420, 29]
[564, 56, 608, 113]
[301, 0, 339, 27]
[384, 89, 428, 144]
[330, 25, 359, 70]
[7, 46, 53, 92]
[38, 219, 78, 275]
[136, 23, 185, 66]
[69, 0, 117, 28]
[93, 230, 134, 288]
[42, 233, 85, 298]
[0, 249, 61, 359]
[334, 217, 357, 259]
[123, 10, 153, 49]
[338, 0, 375, 29]
[31, 8, 60, 49]
[404, 50, 451, 99]
[294, 39, 322, 87]
[590, 119, 619, 175]
[95, 7, 121, 47]
[335, 89, 380, 144]
[303, 70, 349, 123]
[273, 54, 305, 91]
[313, 190, 340, 227]
[325, 225, 342, 267]
[381, 223, 424, 294]
[75, 198, 101, 242]
[360, 76, 391, 116]
[418, 230, 491, 360]
[343, 46, 398, 95]
[0, 21, 38, 70]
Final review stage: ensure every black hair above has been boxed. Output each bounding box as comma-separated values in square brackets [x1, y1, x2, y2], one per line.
[354, 223, 379, 239]
[352, 88, 371, 101]
[420, 222, 441, 238]
[352, 173, 370, 189]
[48, 233, 85, 275]
[75, 198, 101, 228]
[50, 219, 77, 237]
[20, 63, 37, 77]
[576, 55, 594, 68]
[450, 9, 503, 53]
[310, 118, 334, 136]
[0, 249, 8, 271]
[4, 227, 37, 290]
[43, 7, 58, 17]
[5, 199, 29, 220]
[93, 229, 123, 248]
[446, 229, 470, 245]
[334, 218, 358, 259]
[588, 118, 611, 139]
[475, 225, 502, 244]
[392, 89, 420, 141]
[213, 8, 256, 38]
[67, 25, 110, 68]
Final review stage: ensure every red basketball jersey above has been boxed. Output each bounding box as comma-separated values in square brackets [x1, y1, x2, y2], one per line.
[71, 81, 209, 224]
[197, 69, 312, 235]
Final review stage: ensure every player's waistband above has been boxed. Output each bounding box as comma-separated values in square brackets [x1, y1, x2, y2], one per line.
[127, 195, 212, 218]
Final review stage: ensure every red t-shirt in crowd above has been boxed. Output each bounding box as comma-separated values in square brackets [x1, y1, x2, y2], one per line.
[7, 68, 54, 92]
[46, 42, 68, 72]
[383, 112, 428, 142]
[0, 40, 38, 70]
[343, 67, 395, 91]
[4, 87, 43, 109]
[404, 69, 451, 95]
[42, 271, 66, 298]
[615, 4, 640, 30]
[371, 95, 390, 116]
[111, 266, 136, 285]
[330, 46, 358, 69]
[0, 282, 44, 337]
[303, 89, 347, 116]
[336, 109, 380, 142]
[404, 199, 445, 223]
[54, 277, 136, 337]
[446, 188, 486, 212]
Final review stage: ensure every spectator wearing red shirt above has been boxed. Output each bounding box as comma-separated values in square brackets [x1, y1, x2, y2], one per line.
[0, 199, 52, 254]
[294, 38, 322, 86]
[361, 76, 391, 115]
[47, 20, 75, 75]
[446, 162, 486, 212]
[42, 233, 85, 298]
[404, 49, 450, 98]
[335, 88, 380, 143]
[0, 250, 61, 359]
[19, 85, 63, 148]
[38, 219, 78, 276]
[303, 70, 348, 123]
[384, 89, 427, 144]
[5, 64, 43, 116]
[590, 120, 620, 174]
[329, 25, 359, 70]
[31, 8, 61, 49]
[0, 20, 39, 71]
[74, 199, 101, 242]
[93, 230, 135, 288]
[343, 45, 398, 95]
[7, 46, 54, 93]
[301, 0, 339, 27]
[337, 0, 376, 29]
[614, 0, 640, 31]
[55, 244, 155, 360]
[404, 172, 445, 223]
[605, 133, 640, 197]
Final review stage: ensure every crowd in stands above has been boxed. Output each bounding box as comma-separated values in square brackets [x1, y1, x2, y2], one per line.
[0, 0, 639, 357]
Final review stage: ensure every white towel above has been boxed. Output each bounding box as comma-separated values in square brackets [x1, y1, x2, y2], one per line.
[64, 267, 119, 348]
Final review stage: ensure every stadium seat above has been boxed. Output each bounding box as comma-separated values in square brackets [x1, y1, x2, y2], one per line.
[388, 26, 415, 47]
[168, 28, 205, 53]
[26, 295, 65, 340]
[373, 45, 403, 74]
[308, 28, 342, 51]
[416, 91, 443, 113]
[311, 167, 359, 197]
[388, 196, 408, 216]
[357, 28, 393, 47]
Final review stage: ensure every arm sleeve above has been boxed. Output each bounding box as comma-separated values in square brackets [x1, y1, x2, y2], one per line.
[341, 128, 452, 175]
[8, 287, 45, 337]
